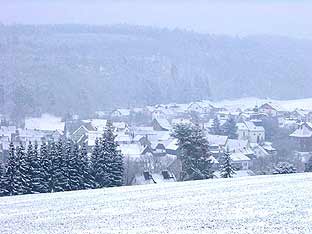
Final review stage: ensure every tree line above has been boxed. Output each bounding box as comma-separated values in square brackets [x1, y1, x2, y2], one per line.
[0, 123, 124, 197]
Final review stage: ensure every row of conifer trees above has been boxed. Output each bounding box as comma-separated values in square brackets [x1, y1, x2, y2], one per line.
[0, 123, 124, 197]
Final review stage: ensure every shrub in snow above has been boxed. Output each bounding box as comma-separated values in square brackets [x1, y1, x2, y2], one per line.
[273, 162, 296, 174]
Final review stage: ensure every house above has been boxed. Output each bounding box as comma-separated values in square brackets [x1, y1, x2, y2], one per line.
[226, 139, 254, 158]
[250, 143, 270, 158]
[259, 102, 285, 117]
[289, 122, 312, 152]
[110, 109, 131, 119]
[71, 122, 97, 143]
[262, 142, 277, 156]
[165, 138, 179, 155]
[206, 134, 228, 156]
[82, 119, 108, 132]
[236, 121, 265, 143]
[230, 152, 251, 170]
[118, 143, 152, 161]
[187, 102, 204, 113]
[112, 122, 128, 132]
[152, 118, 172, 131]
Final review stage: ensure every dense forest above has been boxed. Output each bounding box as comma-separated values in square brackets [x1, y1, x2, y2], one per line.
[0, 24, 312, 119]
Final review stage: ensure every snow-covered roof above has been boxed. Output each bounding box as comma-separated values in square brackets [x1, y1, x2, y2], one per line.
[244, 121, 264, 132]
[290, 123, 312, 138]
[154, 118, 172, 131]
[236, 122, 248, 131]
[209, 156, 219, 164]
[206, 134, 228, 146]
[226, 139, 254, 155]
[25, 114, 65, 132]
[171, 118, 191, 126]
[230, 152, 251, 162]
[262, 143, 276, 152]
[83, 119, 107, 132]
[113, 122, 127, 129]
[118, 144, 147, 158]
[260, 102, 286, 112]
[166, 139, 179, 151]
[115, 134, 133, 143]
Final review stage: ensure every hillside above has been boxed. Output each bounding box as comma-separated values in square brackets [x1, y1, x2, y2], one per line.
[1, 25, 312, 118]
[1, 173, 311, 233]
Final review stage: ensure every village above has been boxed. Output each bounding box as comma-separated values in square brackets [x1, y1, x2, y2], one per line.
[0, 98, 311, 185]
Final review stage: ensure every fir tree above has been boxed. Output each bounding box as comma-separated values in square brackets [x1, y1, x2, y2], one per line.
[90, 138, 101, 188]
[219, 150, 236, 178]
[78, 142, 95, 189]
[30, 142, 45, 193]
[0, 143, 19, 196]
[0, 163, 5, 196]
[305, 156, 312, 172]
[51, 141, 67, 192]
[211, 116, 221, 135]
[59, 139, 70, 191]
[19, 143, 31, 194]
[102, 122, 124, 187]
[40, 142, 52, 193]
[172, 124, 213, 181]
[223, 116, 238, 139]
[67, 142, 80, 190]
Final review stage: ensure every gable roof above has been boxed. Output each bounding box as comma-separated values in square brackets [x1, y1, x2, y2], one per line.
[230, 152, 251, 161]
[206, 134, 228, 146]
[290, 122, 312, 138]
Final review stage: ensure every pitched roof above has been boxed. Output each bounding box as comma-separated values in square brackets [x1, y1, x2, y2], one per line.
[154, 118, 172, 131]
[206, 134, 228, 146]
[289, 122, 312, 138]
[230, 152, 251, 161]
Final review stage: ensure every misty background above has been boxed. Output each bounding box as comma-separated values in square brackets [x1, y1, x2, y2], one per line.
[0, 0, 312, 119]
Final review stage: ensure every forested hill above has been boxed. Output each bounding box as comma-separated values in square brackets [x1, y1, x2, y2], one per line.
[0, 24, 312, 118]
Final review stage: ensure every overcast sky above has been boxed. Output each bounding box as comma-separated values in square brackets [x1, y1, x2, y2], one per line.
[2, 0, 312, 38]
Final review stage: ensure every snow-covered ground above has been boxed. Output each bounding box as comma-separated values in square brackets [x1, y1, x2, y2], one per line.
[1, 173, 312, 234]
[211, 97, 312, 112]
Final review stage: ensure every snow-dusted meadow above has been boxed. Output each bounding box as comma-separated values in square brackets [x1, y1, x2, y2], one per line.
[1, 173, 312, 234]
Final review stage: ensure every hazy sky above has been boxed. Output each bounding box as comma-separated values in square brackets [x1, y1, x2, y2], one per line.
[2, 0, 312, 38]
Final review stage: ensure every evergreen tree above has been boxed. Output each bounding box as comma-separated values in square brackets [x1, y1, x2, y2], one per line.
[102, 122, 124, 187]
[223, 116, 238, 139]
[0, 163, 5, 196]
[19, 143, 31, 194]
[78, 142, 95, 189]
[59, 139, 70, 191]
[68, 142, 80, 190]
[0, 143, 19, 196]
[172, 124, 213, 181]
[219, 150, 236, 178]
[211, 116, 221, 135]
[273, 162, 296, 174]
[305, 156, 312, 172]
[30, 142, 45, 193]
[40, 142, 52, 193]
[90, 138, 101, 188]
[51, 141, 66, 192]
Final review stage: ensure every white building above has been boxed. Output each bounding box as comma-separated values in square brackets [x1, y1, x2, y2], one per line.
[236, 121, 265, 143]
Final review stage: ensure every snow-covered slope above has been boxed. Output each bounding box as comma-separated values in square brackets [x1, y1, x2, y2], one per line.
[211, 97, 312, 112]
[1, 173, 312, 234]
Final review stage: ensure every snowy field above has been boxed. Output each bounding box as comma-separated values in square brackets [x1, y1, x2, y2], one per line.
[1, 173, 312, 234]
[211, 97, 312, 112]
